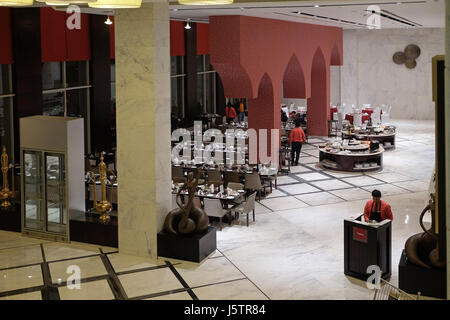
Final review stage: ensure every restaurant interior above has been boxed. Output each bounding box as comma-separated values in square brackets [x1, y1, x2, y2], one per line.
[0, 0, 449, 301]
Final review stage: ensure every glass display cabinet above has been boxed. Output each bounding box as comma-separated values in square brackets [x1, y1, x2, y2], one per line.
[20, 116, 85, 242]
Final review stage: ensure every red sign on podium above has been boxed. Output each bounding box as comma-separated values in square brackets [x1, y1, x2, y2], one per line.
[353, 227, 368, 243]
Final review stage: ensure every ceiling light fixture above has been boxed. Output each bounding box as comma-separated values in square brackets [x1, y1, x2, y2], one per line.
[185, 19, 191, 30]
[89, 0, 142, 8]
[314, 5, 320, 8]
[178, 0, 233, 5]
[0, 0, 33, 6]
[104, 16, 113, 25]
[45, 1, 70, 5]
[37, 0, 96, 3]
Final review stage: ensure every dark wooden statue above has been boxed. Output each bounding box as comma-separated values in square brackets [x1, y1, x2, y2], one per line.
[164, 172, 209, 235]
[405, 194, 445, 269]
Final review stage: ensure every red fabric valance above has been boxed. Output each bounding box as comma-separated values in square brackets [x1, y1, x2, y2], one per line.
[41, 7, 91, 62]
[109, 16, 115, 60]
[170, 20, 185, 56]
[196, 22, 209, 55]
[0, 8, 13, 64]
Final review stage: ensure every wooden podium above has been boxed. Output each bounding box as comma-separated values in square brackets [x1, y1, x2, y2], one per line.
[344, 216, 392, 281]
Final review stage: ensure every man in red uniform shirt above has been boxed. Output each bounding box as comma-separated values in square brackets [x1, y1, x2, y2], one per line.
[363, 190, 393, 222]
[289, 120, 306, 166]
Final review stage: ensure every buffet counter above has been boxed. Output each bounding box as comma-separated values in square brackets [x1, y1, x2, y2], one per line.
[341, 126, 396, 150]
[319, 141, 384, 172]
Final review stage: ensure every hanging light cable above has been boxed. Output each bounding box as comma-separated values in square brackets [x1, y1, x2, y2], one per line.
[88, 0, 141, 8]
[0, 0, 33, 6]
[178, 0, 233, 4]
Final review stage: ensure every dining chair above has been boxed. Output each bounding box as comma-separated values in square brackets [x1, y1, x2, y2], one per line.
[207, 170, 223, 184]
[224, 170, 242, 185]
[244, 172, 266, 201]
[227, 182, 244, 191]
[203, 198, 232, 231]
[231, 192, 257, 227]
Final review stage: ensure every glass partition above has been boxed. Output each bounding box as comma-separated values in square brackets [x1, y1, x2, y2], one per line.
[23, 151, 44, 231]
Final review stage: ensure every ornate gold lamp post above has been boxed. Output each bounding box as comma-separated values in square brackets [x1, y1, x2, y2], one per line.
[88, 153, 116, 224]
[0, 146, 14, 209]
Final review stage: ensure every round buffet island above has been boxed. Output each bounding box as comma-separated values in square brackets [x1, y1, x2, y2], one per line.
[341, 126, 396, 150]
[319, 144, 384, 172]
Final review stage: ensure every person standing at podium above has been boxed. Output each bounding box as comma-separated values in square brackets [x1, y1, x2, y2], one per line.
[363, 190, 393, 222]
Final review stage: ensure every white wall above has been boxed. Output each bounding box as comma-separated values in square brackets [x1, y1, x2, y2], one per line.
[341, 28, 445, 120]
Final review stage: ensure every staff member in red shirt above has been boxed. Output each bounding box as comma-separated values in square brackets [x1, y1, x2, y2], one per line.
[225, 103, 237, 123]
[289, 120, 306, 166]
[363, 190, 393, 222]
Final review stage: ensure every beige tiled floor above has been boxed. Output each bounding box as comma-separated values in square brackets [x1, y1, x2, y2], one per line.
[58, 280, 114, 300]
[0, 120, 441, 300]
[118, 268, 184, 298]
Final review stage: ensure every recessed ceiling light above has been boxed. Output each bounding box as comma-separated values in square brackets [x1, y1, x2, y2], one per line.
[314, 5, 320, 8]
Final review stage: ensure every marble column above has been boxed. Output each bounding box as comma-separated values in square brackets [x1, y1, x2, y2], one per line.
[115, 2, 171, 258]
[446, 1, 450, 300]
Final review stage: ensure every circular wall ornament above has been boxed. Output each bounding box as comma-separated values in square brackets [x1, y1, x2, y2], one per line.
[404, 44, 421, 59]
[405, 59, 417, 69]
[393, 51, 406, 64]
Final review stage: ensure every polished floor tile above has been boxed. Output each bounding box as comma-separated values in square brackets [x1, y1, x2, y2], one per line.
[290, 165, 313, 173]
[0, 290, 42, 300]
[107, 253, 166, 273]
[43, 243, 99, 262]
[192, 279, 268, 300]
[254, 202, 273, 214]
[341, 176, 385, 187]
[329, 188, 373, 201]
[276, 176, 299, 185]
[0, 265, 43, 293]
[320, 170, 362, 178]
[145, 291, 192, 300]
[310, 179, 353, 191]
[260, 196, 309, 211]
[278, 183, 321, 195]
[362, 184, 410, 196]
[0, 245, 43, 269]
[296, 172, 330, 182]
[302, 149, 320, 157]
[264, 189, 288, 199]
[393, 180, 430, 192]
[175, 256, 244, 288]
[58, 280, 114, 300]
[295, 192, 344, 206]
[49, 256, 107, 284]
[366, 172, 414, 183]
[118, 268, 184, 298]
[299, 156, 319, 164]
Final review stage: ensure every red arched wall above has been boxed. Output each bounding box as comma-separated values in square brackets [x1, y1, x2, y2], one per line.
[210, 15, 342, 138]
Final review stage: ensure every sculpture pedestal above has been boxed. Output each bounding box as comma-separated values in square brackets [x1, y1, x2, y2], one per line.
[157, 226, 217, 263]
[398, 250, 446, 299]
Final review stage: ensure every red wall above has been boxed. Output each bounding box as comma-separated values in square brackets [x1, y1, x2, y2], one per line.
[40, 7, 90, 62]
[210, 16, 343, 137]
[110, 16, 115, 59]
[197, 22, 210, 55]
[0, 8, 13, 65]
[170, 20, 185, 56]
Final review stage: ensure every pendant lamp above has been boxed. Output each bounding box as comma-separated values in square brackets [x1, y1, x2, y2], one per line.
[178, 0, 233, 5]
[0, 0, 33, 6]
[88, 0, 141, 8]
